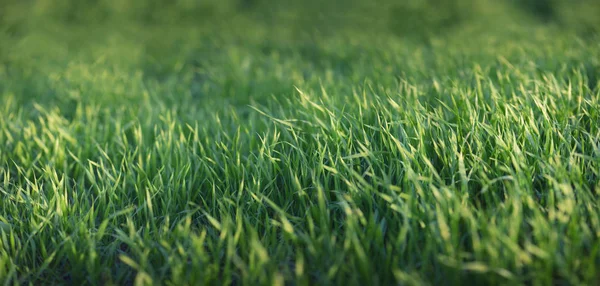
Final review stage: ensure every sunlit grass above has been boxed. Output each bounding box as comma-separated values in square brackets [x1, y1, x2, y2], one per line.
[1, 1, 599, 285]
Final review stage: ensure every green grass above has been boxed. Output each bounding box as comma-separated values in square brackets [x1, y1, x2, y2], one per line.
[1, 0, 600, 285]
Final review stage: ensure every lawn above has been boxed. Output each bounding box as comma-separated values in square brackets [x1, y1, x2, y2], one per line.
[0, 0, 599, 285]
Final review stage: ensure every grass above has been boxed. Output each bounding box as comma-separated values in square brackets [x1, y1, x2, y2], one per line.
[1, 0, 599, 285]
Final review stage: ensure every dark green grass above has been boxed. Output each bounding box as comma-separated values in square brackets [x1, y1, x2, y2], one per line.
[1, 0, 599, 285]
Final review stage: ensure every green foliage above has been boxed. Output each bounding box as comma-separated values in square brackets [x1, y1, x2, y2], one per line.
[388, 0, 482, 37]
[0, 1, 599, 285]
[513, 0, 600, 36]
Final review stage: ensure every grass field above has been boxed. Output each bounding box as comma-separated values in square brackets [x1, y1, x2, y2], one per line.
[1, 0, 599, 285]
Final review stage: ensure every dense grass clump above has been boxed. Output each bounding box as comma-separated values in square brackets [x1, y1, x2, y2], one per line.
[1, 0, 599, 285]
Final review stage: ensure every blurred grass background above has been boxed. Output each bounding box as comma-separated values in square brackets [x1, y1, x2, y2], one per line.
[1, 0, 598, 110]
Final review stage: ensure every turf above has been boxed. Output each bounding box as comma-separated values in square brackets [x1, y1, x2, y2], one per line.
[1, 0, 599, 285]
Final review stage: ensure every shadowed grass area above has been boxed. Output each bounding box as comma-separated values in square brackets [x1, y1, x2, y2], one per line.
[0, 0, 599, 285]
